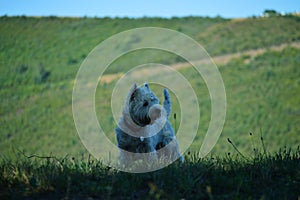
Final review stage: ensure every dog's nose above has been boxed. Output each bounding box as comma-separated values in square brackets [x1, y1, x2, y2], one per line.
[143, 100, 149, 107]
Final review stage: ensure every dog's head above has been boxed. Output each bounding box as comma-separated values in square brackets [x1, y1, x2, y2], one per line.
[128, 83, 160, 127]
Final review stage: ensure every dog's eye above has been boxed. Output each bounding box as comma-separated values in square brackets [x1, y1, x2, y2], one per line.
[143, 100, 149, 107]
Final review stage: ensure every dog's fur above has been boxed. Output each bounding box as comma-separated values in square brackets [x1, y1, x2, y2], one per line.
[115, 83, 183, 166]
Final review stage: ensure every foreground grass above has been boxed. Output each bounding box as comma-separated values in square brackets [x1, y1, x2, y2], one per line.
[1, 147, 299, 199]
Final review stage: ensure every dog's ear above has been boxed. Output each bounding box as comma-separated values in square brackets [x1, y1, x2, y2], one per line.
[130, 90, 136, 101]
[131, 82, 138, 91]
[144, 82, 149, 90]
[128, 83, 137, 102]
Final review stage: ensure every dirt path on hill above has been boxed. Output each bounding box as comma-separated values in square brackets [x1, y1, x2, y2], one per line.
[100, 42, 300, 84]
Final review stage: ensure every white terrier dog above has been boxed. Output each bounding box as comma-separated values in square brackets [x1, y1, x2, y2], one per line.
[115, 83, 184, 167]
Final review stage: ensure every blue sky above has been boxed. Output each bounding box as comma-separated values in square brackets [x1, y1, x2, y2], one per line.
[1, 0, 299, 18]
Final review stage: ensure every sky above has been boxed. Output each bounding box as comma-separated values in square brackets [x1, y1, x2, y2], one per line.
[0, 0, 299, 19]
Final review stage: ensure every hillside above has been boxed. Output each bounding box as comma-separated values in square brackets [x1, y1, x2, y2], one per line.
[0, 15, 300, 159]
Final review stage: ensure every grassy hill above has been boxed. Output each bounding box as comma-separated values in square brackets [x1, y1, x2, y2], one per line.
[1, 15, 300, 158]
[1, 14, 300, 199]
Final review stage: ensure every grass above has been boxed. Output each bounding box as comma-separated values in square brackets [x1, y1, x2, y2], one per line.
[1, 14, 300, 199]
[197, 16, 300, 55]
[0, 15, 300, 157]
[0, 144, 299, 199]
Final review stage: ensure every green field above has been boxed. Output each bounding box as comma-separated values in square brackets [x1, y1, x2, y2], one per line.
[1, 15, 300, 199]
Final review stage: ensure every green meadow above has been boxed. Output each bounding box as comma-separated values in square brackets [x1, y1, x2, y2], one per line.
[0, 14, 300, 199]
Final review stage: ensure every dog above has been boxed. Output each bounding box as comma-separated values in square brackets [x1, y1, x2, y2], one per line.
[115, 82, 184, 168]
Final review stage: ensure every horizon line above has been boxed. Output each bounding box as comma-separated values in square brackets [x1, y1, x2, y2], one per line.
[1, 11, 299, 20]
